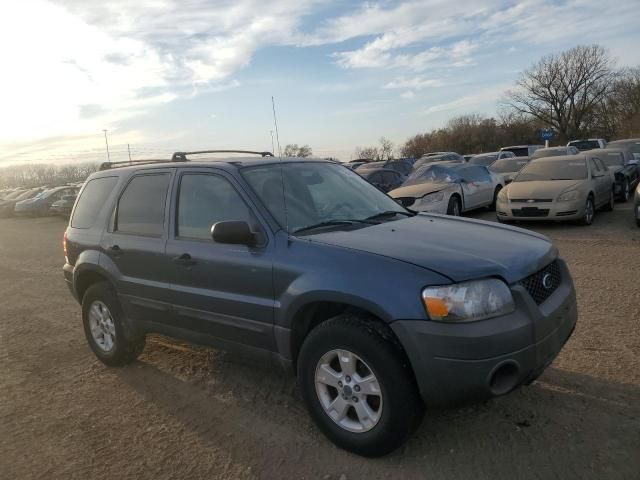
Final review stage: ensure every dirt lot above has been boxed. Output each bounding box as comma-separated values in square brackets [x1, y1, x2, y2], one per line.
[1, 206, 639, 480]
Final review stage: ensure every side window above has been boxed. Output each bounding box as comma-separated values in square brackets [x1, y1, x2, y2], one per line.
[116, 174, 170, 237]
[595, 158, 607, 171]
[588, 158, 600, 175]
[463, 166, 491, 182]
[71, 177, 118, 229]
[177, 174, 252, 241]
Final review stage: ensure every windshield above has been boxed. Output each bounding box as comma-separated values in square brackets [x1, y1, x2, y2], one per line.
[490, 158, 529, 173]
[569, 140, 600, 151]
[241, 162, 409, 234]
[515, 159, 587, 181]
[469, 153, 498, 166]
[600, 152, 624, 167]
[413, 156, 447, 169]
[404, 165, 461, 184]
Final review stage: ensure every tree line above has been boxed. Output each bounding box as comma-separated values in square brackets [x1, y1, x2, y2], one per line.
[358, 45, 640, 159]
[0, 163, 98, 189]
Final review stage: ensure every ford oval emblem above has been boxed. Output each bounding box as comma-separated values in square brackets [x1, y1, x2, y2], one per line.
[542, 273, 553, 289]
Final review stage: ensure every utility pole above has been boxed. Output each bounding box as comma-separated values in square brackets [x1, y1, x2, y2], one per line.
[102, 130, 111, 164]
[127, 143, 132, 164]
[270, 130, 275, 156]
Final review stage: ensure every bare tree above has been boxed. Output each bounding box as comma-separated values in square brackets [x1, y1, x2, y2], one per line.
[354, 137, 395, 161]
[504, 45, 615, 141]
[283, 144, 313, 157]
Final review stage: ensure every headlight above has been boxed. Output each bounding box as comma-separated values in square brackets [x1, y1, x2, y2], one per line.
[416, 191, 444, 205]
[497, 187, 508, 202]
[557, 190, 580, 202]
[422, 279, 515, 322]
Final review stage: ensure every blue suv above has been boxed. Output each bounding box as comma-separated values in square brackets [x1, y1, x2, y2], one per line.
[63, 151, 577, 457]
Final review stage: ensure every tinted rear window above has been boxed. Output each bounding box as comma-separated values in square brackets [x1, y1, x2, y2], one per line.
[568, 140, 600, 151]
[490, 158, 529, 173]
[600, 152, 624, 167]
[502, 147, 529, 157]
[71, 177, 118, 229]
[115, 174, 170, 236]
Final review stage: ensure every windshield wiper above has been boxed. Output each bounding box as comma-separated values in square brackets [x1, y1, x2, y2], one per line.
[293, 219, 377, 235]
[365, 210, 414, 221]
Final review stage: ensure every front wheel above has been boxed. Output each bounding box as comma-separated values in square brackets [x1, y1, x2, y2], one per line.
[621, 179, 630, 202]
[446, 196, 461, 216]
[489, 186, 502, 211]
[581, 196, 595, 226]
[297, 315, 423, 457]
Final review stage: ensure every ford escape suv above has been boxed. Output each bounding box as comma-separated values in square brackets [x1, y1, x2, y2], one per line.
[63, 151, 577, 457]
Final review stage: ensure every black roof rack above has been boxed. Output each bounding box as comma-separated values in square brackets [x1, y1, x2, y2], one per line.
[99, 159, 170, 171]
[171, 150, 274, 162]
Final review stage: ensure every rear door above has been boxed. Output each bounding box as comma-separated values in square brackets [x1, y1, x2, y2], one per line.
[165, 168, 275, 351]
[100, 170, 174, 324]
[588, 158, 608, 206]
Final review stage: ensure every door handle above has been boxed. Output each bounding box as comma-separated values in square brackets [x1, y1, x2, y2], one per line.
[172, 253, 197, 266]
[106, 245, 123, 256]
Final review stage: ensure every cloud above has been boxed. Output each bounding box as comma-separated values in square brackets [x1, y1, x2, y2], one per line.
[422, 85, 509, 115]
[384, 77, 444, 90]
[400, 91, 416, 99]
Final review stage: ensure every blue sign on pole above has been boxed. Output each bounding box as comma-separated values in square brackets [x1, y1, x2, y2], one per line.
[539, 128, 557, 141]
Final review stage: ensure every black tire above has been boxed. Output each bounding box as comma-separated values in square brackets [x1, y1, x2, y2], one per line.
[82, 282, 145, 366]
[621, 179, 630, 202]
[297, 314, 424, 457]
[603, 190, 614, 212]
[581, 196, 595, 226]
[446, 195, 461, 216]
[497, 216, 511, 224]
[489, 186, 502, 211]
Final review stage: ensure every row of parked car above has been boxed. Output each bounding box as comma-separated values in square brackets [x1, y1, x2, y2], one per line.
[346, 138, 640, 227]
[0, 184, 81, 218]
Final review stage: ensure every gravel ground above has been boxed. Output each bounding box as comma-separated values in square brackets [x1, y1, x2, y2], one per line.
[1, 205, 639, 480]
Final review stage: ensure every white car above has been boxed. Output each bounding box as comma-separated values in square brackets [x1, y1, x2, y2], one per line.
[389, 162, 504, 216]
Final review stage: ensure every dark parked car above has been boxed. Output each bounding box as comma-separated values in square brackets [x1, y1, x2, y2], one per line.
[0, 187, 44, 217]
[587, 149, 639, 201]
[357, 159, 413, 177]
[605, 139, 640, 174]
[15, 186, 79, 217]
[359, 168, 404, 192]
[634, 182, 640, 227]
[50, 194, 78, 217]
[63, 152, 577, 457]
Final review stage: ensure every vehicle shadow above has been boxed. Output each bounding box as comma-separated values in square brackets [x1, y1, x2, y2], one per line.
[115, 339, 640, 480]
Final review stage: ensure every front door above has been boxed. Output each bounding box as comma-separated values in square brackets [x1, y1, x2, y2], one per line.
[165, 169, 275, 351]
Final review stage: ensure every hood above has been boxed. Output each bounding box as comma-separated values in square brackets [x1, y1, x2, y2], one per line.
[389, 182, 451, 199]
[306, 214, 556, 283]
[506, 180, 583, 199]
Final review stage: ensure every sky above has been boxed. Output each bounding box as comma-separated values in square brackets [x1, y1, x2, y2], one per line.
[1, 0, 639, 164]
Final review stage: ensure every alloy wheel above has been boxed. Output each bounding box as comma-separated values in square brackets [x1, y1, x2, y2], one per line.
[88, 301, 116, 352]
[315, 349, 383, 433]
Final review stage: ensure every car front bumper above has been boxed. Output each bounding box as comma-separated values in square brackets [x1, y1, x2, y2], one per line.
[496, 198, 585, 221]
[391, 259, 577, 406]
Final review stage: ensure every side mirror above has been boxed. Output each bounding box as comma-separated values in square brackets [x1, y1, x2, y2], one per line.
[211, 221, 255, 246]
[629, 159, 639, 165]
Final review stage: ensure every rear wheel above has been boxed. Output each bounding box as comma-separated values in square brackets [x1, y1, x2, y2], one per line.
[446, 195, 461, 216]
[603, 190, 614, 212]
[297, 314, 423, 457]
[82, 282, 145, 366]
[489, 186, 502, 211]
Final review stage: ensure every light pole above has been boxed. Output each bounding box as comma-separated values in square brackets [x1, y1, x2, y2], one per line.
[103, 129, 111, 164]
